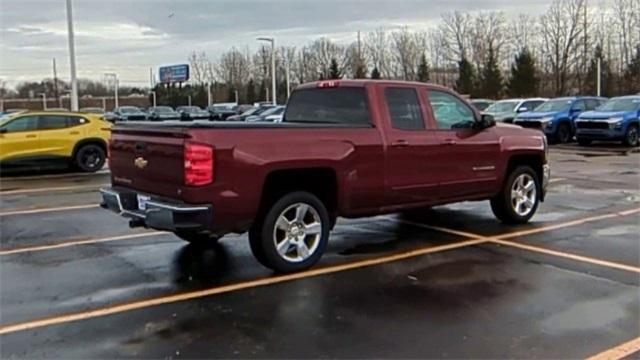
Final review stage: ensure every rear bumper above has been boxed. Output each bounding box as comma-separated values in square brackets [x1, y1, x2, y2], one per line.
[100, 187, 212, 232]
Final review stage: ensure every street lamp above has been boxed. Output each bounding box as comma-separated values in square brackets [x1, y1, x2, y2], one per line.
[65, 0, 79, 111]
[257, 37, 276, 105]
[150, 91, 157, 107]
[104, 73, 119, 109]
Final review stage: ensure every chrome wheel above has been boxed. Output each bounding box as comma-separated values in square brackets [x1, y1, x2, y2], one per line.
[511, 174, 537, 217]
[272, 203, 322, 263]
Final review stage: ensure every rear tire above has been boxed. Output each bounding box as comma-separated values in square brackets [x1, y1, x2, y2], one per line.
[248, 191, 330, 273]
[74, 144, 106, 172]
[491, 166, 540, 224]
[174, 230, 219, 245]
[623, 124, 639, 147]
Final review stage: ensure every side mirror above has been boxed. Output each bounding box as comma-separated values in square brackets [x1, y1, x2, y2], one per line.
[476, 114, 496, 130]
[517, 107, 528, 113]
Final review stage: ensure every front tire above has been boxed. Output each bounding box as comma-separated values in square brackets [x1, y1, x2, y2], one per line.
[491, 166, 540, 224]
[555, 122, 572, 144]
[623, 124, 639, 147]
[74, 144, 106, 172]
[249, 191, 330, 273]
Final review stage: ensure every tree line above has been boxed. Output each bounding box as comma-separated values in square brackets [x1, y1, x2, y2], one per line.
[186, 0, 639, 104]
[3, 0, 639, 108]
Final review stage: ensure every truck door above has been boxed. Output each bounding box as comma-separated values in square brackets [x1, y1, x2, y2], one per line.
[425, 89, 501, 199]
[381, 85, 440, 206]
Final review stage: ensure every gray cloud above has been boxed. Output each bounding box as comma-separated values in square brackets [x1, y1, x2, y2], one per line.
[1, 0, 553, 87]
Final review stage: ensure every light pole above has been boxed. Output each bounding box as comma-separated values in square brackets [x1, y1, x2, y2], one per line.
[188, 95, 192, 106]
[105, 73, 119, 109]
[234, 90, 239, 104]
[285, 58, 291, 100]
[257, 37, 276, 105]
[39, 93, 47, 110]
[65, 0, 79, 111]
[150, 91, 157, 107]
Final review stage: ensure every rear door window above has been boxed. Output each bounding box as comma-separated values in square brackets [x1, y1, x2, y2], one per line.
[385, 88, 425, 130]
[38, 115, 69, 130]
[284, 87, 370, 125]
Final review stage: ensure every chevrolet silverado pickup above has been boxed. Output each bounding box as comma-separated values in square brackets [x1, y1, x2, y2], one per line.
[101, 80, 550, 273]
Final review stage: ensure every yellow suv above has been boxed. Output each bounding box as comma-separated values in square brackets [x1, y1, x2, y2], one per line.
[0, 111, 111, 172]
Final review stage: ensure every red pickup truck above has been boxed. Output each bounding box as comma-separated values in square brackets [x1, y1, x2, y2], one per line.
[101, 80, 550, 272]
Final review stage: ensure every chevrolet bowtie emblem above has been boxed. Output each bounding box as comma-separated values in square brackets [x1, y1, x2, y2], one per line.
[134, 157, 148, 169]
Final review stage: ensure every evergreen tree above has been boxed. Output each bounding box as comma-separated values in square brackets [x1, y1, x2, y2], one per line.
[586, 44, 613, 96]
[329, 58, 341, 79]
[455, 57, 477, 96]
[507, 47, 538, 97]
[623, 45, 640, 94]
[370, 67, 381, 79]
[245, 79, 256, 104]
[354, 60, 368, 79]
[478, 46, 503, 99]
[417, 54, 430, 82]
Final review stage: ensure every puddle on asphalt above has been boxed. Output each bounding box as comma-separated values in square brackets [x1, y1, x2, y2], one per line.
[595, 225, 638, 236]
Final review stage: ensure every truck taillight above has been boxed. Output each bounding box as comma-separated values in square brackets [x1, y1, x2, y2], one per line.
[184, 143, 214, 186]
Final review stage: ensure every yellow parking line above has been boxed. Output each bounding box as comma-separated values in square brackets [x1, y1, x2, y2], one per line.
[389, 207, 640, 273]
[0, 204, 99, 217]
[0, 238, 485, 335]
[587, 337, 640, 360]
[0, 184, 108, 195]
[490, 238, 640, 273]
[0, 232, 168, 256]
[0, 207, 636, 335]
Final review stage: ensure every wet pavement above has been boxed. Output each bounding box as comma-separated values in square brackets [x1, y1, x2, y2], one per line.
[1, 144, 639, 359]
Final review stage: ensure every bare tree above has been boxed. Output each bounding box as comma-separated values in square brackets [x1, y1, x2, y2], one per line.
[540, 0, 588, 95]
[307, 38, 345, 79]
[216, 48, 251, 89]
[365, 28, 392, 77]
[390, 28, 424, 80]
[439, 11, 473, 62]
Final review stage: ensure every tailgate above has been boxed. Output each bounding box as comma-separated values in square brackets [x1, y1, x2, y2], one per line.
[109, 126, 187, 198]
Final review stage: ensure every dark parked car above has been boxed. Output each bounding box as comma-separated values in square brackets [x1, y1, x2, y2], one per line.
[148, 106, 180, 121]
[226, 105, 276, 121]
[208, 104, 238, 120]
[113, 106, 147, 121]
[177, 106, 210, 121]
[102, 79, 549, 273]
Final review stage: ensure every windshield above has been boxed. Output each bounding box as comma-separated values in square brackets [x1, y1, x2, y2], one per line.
[260, 107, 283, 116]
[596, 98, 640, 112]
[153, 106, 174, 113]
[485, 100, 520, 113]
[535, 99, 573, 112]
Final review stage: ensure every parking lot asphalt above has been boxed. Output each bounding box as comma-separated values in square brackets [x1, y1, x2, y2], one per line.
[0, 144, 639, 359]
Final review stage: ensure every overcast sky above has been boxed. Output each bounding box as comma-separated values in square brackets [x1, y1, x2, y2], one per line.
[1, 0, 554, 88]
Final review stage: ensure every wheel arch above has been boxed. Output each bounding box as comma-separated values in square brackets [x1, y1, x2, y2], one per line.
[257, 167, 339, 226]
[504, 153, 545, 200]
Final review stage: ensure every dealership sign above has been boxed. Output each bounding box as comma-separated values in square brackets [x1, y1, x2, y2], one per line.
[159, 64, 190, 83]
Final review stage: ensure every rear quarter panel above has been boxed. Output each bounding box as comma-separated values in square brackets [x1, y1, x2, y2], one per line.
[183, 127, 385, 233]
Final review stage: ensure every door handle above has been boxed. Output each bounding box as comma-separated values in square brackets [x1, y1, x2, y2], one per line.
[391, 139, 409, 147]
[25, 134, 37, 138]
[442, 139, 456, 145]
